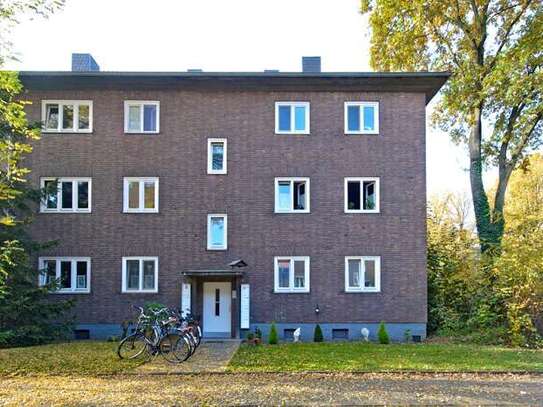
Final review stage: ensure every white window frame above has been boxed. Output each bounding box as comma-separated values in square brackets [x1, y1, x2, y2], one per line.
[207, 138, 227, 175]
[40, 177, 92, 213]
[41, 100, 93, 133]
[207, 214, 228, 250]
[122, 257, 159, 293]
[275, 102, 310, 135]
[344, 177, 380, 213]
[123, 177, 159, 213]
[274, 177, 310, 213]
[344, 102, 379, 135]
[274, 256, 310, 293]
[38, 257, 91, 294]
[345, 256, 381, 293]
[124, 101, 160, 134]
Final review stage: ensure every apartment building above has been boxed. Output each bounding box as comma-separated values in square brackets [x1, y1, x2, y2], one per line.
[20, 54, 448, 340]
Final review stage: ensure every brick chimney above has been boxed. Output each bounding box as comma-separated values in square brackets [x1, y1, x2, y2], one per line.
[72, 53, 100, 72]
[302, 56, 321, 73]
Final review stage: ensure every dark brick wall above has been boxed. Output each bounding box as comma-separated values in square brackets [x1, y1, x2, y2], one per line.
[24, 88, 427, 326]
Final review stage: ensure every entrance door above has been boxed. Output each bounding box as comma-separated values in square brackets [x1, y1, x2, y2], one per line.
[203, 282, 231, 337]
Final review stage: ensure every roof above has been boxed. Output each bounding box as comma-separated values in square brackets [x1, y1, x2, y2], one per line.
[18, 71, 450, 104]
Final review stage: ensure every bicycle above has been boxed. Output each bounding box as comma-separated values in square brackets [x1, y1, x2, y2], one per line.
[117, 306, 192, 363]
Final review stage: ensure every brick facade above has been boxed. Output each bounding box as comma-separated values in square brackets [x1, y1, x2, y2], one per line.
[23, 81, 432, 339]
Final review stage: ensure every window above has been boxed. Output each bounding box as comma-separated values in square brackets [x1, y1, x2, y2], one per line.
[275, 102, 310, 134]
[123, 177, 159, 213]
[39, 257, 91, 293]
[40, 178, 91, 213]
[344, 177, 379, 213]
[207, 214, 227, 250]
[274, 256, 310, 293]
[274, 178, 310, 213]
[42, 100, 93, 133]
[207, 138, 227, 174]
[345, 256, 381, 292]
[344, 102, 379, 134]
[122, 257, 158, 293]
[124, 101, 160, 133]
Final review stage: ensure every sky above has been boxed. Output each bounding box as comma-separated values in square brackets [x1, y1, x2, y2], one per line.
[5, 0, 490, 198]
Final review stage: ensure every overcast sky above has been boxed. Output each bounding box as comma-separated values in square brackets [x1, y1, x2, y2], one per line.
[6, 0, 487, 198]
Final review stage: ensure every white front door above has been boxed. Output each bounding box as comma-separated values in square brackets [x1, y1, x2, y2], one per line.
[203, 282, 231, 336]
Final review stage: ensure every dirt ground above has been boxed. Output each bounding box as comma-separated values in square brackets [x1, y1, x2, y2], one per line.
[1, 372, 541, 406]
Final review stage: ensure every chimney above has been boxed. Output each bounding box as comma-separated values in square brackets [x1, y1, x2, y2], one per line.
[302, 56, 321, 73]
[72, 53, 100, 72]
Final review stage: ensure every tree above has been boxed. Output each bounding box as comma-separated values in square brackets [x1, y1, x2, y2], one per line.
[0, 0, 65, 65]
[313, 324, 323, 342]
[361, 0, 543, 253]
[0, 72, 74, 347]
[268, 322, 278, 344]
[377, 321, 390, 344]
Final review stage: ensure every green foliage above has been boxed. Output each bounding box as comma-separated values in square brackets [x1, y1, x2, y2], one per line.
[361, 0, 543, 252]
[246, 332, 254, 341]
[403, 329, 411, 343]
[229, 342, 543, 373]
[0, 72, 74, 347]
[268, 323, 278, 345]
[377, 322, 389, 344]
[427, 166, 543, 347]
[313, 324, 323, 342]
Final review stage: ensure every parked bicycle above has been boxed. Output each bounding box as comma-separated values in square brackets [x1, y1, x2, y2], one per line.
[117, 305, 202, 363]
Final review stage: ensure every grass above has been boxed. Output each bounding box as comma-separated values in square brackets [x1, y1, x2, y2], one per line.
[0, 341, 143, 376]
[227, 342, 543, 373]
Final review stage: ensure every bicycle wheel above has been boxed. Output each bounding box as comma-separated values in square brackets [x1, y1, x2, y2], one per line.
[159, 333, 192, 363]
[192, 325, 202, 348]
[118, 332, 147, 359]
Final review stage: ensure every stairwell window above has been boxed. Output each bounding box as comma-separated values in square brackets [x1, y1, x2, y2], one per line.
[345, 256, 381, 292]
[274, 256, 310, 293]
[42, 100, 93, 133]
[122, 257, 158, 293]
[207, 138, 227, 174]
[39, 257, 91, 293]
[123, 177, 159, 213]
[275, 102, 310, 134]
[207, 214, 227, 250]
[344, 177, 379, 213]
[124, 101, 160, 133]
[275, 178, 310, 213]
[344, 102, 379, 134]
[40, 178, 91, 213]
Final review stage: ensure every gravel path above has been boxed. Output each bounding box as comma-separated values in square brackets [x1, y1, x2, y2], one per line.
[1, 372, 541, 406]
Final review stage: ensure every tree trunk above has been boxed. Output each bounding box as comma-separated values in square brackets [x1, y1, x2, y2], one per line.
[469, 104, 503, 254]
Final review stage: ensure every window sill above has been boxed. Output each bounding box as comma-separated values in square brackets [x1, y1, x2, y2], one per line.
[344, 210, 380, 214]
[207, 171, 227, 175]
[122, 210, 159, 214]
[275, 132, 310, 136]
[121, 290, 159, 294]
[40, 210, 92, 214]
[344, 289, 381, 294]
[42, 131, 93, 135]
[273, 290, 310, 294]
[206, 247, 227, 251]
[274, 210, 310, 214]
[124, 132, 160, 135]
[48, 290, 91, 294]
[344, 132, 379, 136]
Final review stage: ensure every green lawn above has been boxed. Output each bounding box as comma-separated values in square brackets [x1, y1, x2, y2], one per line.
[228, 342, 543, 372]
[0, 341, 143, 376]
